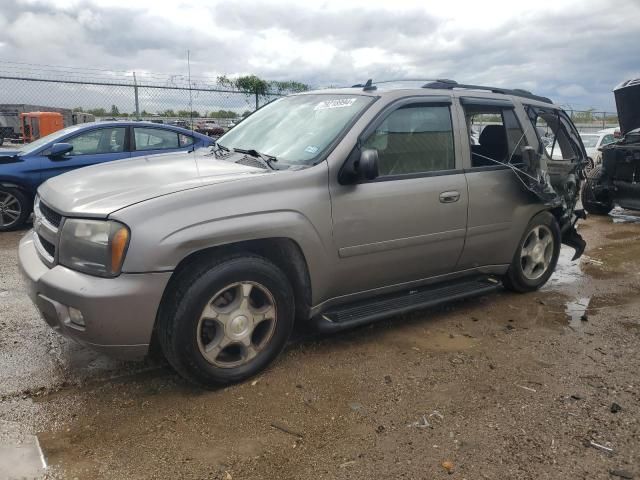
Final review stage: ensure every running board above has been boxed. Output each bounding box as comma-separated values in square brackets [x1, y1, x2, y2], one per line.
[313, 276, 501, 333]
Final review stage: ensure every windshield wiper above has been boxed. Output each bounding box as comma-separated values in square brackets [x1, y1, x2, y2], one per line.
[233, 148, 278, 169]
[216, 142, 230, 152]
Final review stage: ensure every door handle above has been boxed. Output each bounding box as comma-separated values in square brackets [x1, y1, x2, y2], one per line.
[439, 191, 460, 203]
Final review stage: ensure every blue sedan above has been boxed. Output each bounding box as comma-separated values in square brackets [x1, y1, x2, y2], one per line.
[0, 121, 215, 231]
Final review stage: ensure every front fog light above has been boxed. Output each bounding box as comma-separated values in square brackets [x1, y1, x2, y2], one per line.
[68, 307, 85, 327]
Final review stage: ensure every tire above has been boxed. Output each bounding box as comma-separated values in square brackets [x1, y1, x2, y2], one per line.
[581, 165, 613, 215]
[503, 211, 561, 293]
[157, 254, 295, 388]
[585, 157, 594, 172]
[0, 187, 31, 232]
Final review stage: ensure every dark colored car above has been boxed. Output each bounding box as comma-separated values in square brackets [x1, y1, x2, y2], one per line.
[195, 120, 225, 137]
[582, 79, 640, 214]
[0, 121, 215, 231]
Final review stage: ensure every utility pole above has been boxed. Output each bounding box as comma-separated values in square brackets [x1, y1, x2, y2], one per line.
[187, 50, 194, 132]
[133, 72, 140, 120]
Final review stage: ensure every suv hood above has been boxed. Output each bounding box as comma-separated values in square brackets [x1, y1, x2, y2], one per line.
[614, 78, 640, 136]
[38, 151, 269, 217]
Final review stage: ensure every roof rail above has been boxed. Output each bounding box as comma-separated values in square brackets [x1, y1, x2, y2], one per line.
[351, 78, 377, 91]
[422, 79, 553, 104]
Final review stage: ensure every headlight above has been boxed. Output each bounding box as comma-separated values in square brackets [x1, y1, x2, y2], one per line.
[58, 219, 130, 277]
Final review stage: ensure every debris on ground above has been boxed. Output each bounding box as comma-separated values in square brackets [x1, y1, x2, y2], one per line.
[611, 402, 622, 413]
[516, 384, 537, 393]
[609, 469, 634, 479]
[588, 440, 613, 454]
[408, 415, 431, 429]
[441, 460, 455, 474]
[270, 421, 304, 438]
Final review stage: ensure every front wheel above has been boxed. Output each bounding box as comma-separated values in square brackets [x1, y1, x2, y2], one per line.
[157, 254, 295, 387]
[0, 187, 31, 232]
[503, 212, 561, 293]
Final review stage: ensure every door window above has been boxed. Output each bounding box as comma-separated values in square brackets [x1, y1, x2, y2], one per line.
[464, 106, 529, 167]
[134, 128, 180, 151]
[525, 107, 581, 161]
[601, 134, 615, 146]
[67, 128, 126, 155]
[179, 133, 194, 147]
[362, 104, 455, 176]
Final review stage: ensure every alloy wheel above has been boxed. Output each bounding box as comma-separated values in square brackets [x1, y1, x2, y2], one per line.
[196, 281, 277, 368]
[520, 225, 554, 280]
[0, 192, 22, 228]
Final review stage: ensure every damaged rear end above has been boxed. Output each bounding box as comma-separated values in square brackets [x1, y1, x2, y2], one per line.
[521, 105, 587, 259]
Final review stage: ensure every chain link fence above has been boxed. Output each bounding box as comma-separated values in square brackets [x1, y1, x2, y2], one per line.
[0, 73, 287, 141]
[0, 70, 620, 141]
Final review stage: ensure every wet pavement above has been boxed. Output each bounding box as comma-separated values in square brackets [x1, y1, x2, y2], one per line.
[1, 212, 639, 479]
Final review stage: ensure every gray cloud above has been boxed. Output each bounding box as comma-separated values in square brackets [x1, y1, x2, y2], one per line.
[0, 0, 638, 112]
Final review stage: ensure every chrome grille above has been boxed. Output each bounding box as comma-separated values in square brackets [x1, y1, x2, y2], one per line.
[33, 197, 62, 266]
[39, 202, 62, 228]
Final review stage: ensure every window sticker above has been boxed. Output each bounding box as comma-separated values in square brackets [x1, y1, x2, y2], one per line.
[304, 145, 319, 154]
[314, 98, 357, 111]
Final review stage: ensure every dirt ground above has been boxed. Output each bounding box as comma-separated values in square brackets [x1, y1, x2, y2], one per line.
[1, 210, 639, 480]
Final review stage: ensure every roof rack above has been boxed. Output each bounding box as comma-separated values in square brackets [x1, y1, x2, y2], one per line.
[422, 79, 553, 104]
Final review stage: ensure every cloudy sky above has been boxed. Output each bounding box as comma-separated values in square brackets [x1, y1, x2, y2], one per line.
[0, 0, 639, 111]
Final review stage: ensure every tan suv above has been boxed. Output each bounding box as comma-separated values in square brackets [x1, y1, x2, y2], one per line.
[19, 79, 587, 387]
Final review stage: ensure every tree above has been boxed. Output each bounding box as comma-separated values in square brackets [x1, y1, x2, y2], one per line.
[73, 106, 84, 112]
[209, 110, 238, 119]
[217, 75, 310, 108]
[87, 108, 107, 116]
[177, 109, 201, 118]
[242, 110, 252, 118]
[110, 104, 120, 116]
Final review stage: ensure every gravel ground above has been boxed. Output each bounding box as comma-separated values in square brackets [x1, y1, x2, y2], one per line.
[0, 210, 639, 479]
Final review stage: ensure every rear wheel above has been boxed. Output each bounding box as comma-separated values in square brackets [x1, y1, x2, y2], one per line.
[0, 187, 31, 232]
[581, 165, 613, 215]
[503, 212, 561, 293]
[158, 254, 294, 387]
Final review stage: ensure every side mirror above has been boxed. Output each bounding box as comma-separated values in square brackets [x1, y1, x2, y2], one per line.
[359, 149, 379, 180]
[49, 143, 73, 158]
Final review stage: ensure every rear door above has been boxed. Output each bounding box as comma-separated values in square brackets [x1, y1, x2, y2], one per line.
[455, 97, 541, 269]
[329, 97, 468, 295]
[131, 127, 194, 157]
[39, 126, 130, 182]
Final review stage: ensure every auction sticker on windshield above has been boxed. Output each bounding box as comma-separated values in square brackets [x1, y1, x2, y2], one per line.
[314, 98, 357, 110]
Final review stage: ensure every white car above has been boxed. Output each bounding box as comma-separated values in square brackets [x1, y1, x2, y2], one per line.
[580, 129, 619, 170]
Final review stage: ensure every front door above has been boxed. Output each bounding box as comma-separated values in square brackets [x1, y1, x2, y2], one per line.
[329, 99, 468, 296]
[39, 126, 130, 182]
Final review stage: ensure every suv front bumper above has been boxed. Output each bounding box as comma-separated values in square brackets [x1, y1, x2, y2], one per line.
[18, 231, 172, 360]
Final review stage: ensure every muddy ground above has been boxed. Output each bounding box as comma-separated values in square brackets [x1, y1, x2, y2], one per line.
[1, 210, 639, 479]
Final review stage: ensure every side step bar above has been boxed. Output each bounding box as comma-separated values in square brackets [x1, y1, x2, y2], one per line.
[312, 276, 501, 333]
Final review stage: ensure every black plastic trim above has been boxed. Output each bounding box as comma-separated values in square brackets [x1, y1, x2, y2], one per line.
[313, 276, 501, 333]
[460, 97, 514, 108]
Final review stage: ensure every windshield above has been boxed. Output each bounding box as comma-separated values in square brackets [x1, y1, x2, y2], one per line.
[18, 124, 85, 154]
[580, 134, 599, 148]
[217, 94, 374, 165]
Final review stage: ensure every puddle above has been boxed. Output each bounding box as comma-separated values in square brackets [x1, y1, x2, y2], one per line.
[610, 207, 640, 224]
[564, 297, 591, 330]
[545, 247, 584, 287]
[0, 420, 47, 479]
